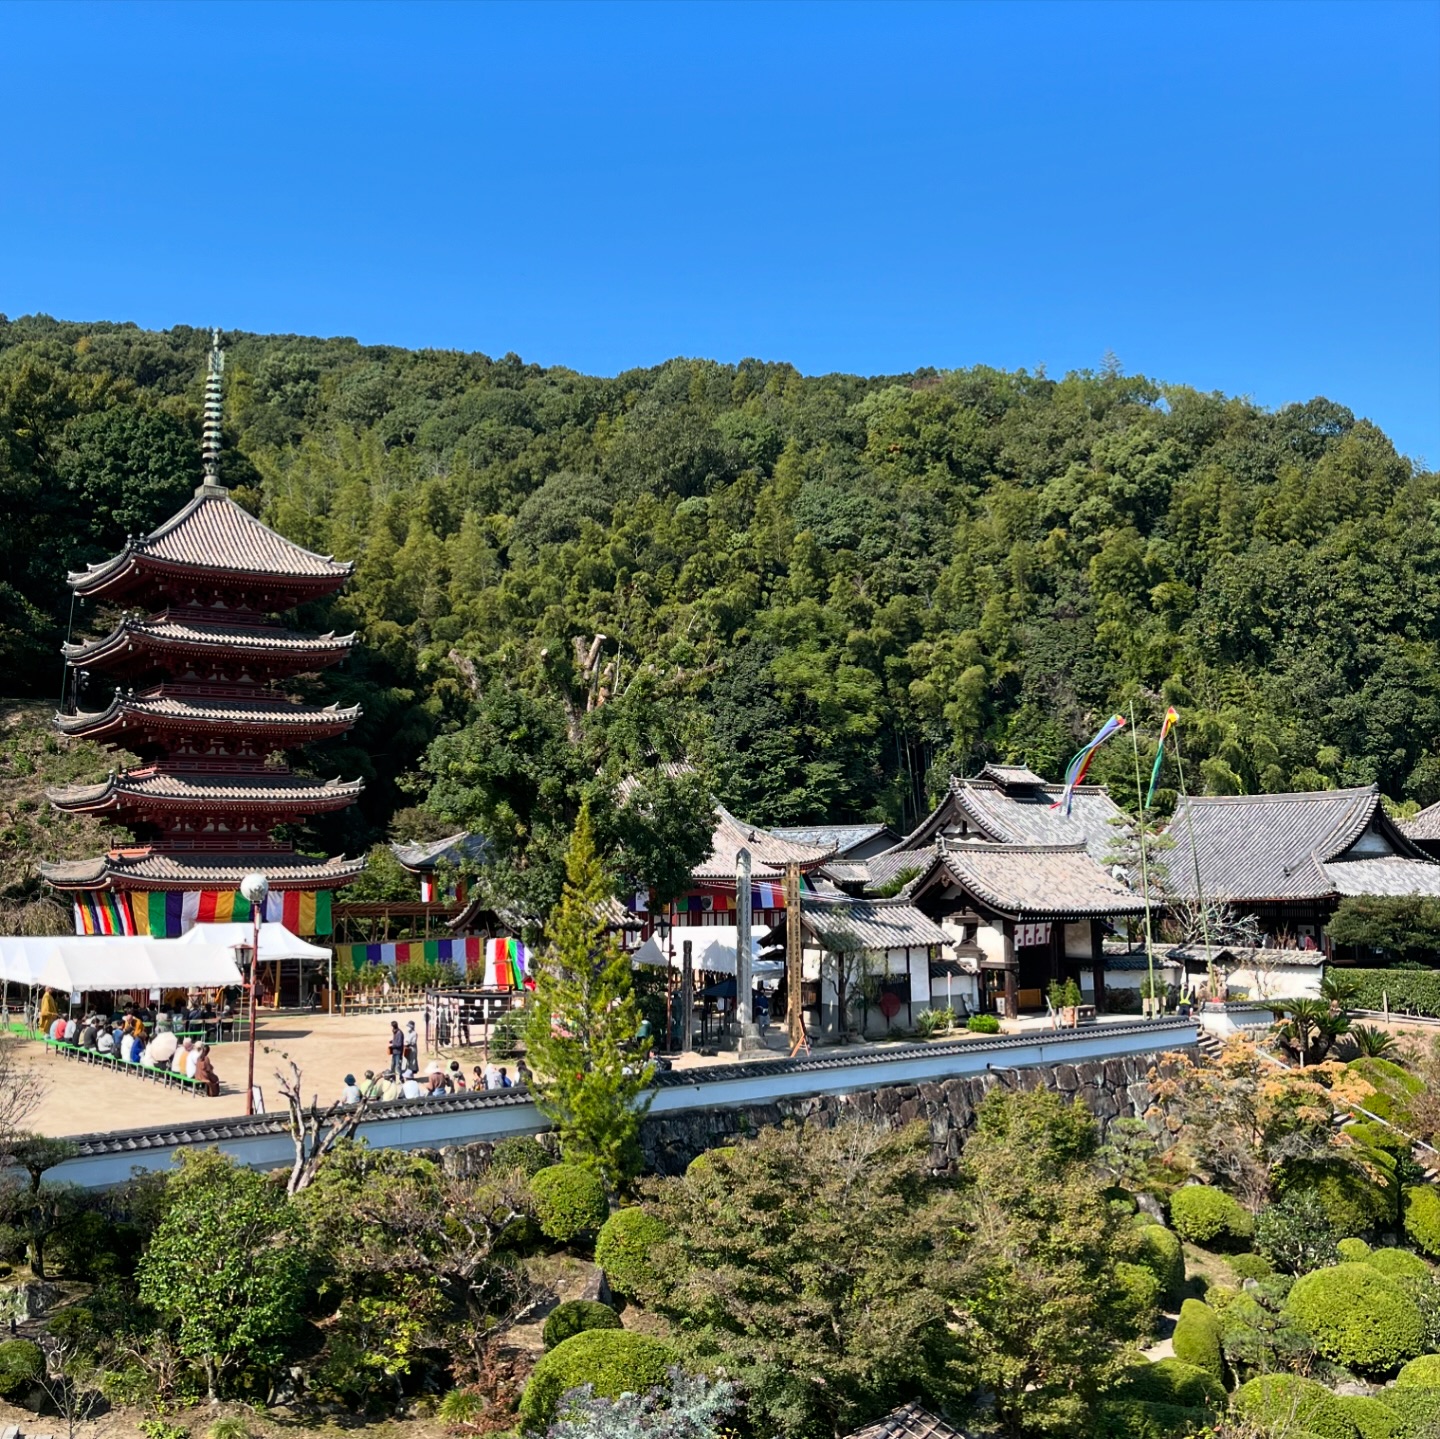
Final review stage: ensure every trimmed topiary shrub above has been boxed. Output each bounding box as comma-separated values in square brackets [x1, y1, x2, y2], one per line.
[1170, 1184, 1254, 1247]
[529, 1164, 609, 1245]
[1337, 1394, 1406, 1439]
[1396, 1353, 1440, 1388]
[0, 1339, 42, 1402]
[1368, 1248, 1432, 1283]
[490, 1136, 556, 1178]
[1230, 1252, 1274, 1280]
[541, 1299, 621, 1351]
[1113, 1261, 1162, 1336]
[517, 1329, 677, 1431]
[1136, 1223, 1185, 1301]
[966, 1013, 1000, 1034]
[1278, 1160, 1389, 1238]
[594, 1206, 670, 1303]
[1404, 1186, 1440, 1259]
[1339, 1237, 1374, 1262]
[1123, 1357, 1223, 1408]
[1172, 1298, 1224, 1381]
[1381, 1386, 1440, 1432]
[1093, 1399, 1210, 1439]
[1233, 1374, 1358, 1439]
[1285, 1263, 1426, 1374]
[684, 1146, 736, 1178]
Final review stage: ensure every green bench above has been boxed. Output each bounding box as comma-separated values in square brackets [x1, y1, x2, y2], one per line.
[42, 1037, 213, 1095]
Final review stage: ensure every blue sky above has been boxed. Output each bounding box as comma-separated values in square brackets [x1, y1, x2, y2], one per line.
[2, 0, 1437, 462]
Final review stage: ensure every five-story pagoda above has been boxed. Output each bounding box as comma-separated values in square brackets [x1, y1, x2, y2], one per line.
[41, 334, 365, 936]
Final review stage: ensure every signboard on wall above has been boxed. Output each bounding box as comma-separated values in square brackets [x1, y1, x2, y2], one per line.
[1015, 922, 1052, 949]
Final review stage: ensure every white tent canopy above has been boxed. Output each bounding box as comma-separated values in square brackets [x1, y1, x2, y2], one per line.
[175, 922, 330, 964]
[0, 934, 246, 994]
[631, 927, 784, 977]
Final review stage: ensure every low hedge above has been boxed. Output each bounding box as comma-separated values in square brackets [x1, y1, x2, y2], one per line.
[1135, 1223, 1185, 1301]
[1396, 1354, 1440, 1388]
[1169, 1184, 1254, 1247]
[594, 1207, 670, 1303]
[541, 1299, 621, 1351]
[517, 1329, 677, 1431]
[1171, 1298, 1223, 1381]
[529, 1164, 609, 1245]
[1285, 1263, 1426, 1374]
[1404, 1186, 1440, 1258]
[1346, 971, 1440, 1018]
[1232, 1374, 1359, 1439]
[967, 1013, 1000, 1034]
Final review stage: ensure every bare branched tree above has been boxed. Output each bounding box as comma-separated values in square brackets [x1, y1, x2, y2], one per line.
[271, 1054, 370, 1195]
[0, 1034, 48, 1165]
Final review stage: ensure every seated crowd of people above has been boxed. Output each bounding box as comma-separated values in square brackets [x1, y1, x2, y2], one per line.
[45, 1004, 221, 1095]
[340, 1056, 530, 1104]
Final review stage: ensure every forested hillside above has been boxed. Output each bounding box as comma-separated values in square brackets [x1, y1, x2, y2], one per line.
[2, 314, 1436, 912]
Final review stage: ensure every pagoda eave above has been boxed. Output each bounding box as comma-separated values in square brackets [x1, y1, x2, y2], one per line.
[56, 700, 362, 748]
[63, 623, 356, 674]
[71, 554, 353, 607]
[41, 851, 367, 893]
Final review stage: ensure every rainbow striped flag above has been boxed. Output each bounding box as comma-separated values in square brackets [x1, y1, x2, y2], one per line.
[332, 937, 485, 972]
[74, 890, 335, 938]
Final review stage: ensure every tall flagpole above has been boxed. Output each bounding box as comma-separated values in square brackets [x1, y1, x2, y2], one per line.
[1170, 720, 1215, 996]
[1128, 702, 1158, 1016]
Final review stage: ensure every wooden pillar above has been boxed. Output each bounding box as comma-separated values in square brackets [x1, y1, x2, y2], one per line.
[785, 862, 804, 1045]
[680, 939, 694, 1055]
[1091, 919, 1106, 1010]
[1002, 920, 1017, 1017]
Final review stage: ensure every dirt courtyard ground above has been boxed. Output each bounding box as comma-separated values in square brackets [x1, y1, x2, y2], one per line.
[10, 1006, 805, 1137]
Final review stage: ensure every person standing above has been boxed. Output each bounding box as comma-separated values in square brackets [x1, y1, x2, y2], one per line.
[404, 1020, 419, 1073]
[387, 1020, 405, 1076]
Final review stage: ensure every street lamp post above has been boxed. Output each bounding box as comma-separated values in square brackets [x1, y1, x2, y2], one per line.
[241, 872, 269, 1115]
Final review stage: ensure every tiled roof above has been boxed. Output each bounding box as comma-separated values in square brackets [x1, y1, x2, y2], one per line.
[64, 615, 356, 665]
[390, 831, 492, 871]
[691, 805, 833, 880]
[1163, 786, 1440, 902]
[1165, 943, 1327, 969]
[800, 896, 950, 952]
[978, 761, 1050, 787]
[48, 771, 363, 812]
[40, 850, 365, 890]
[70, 490, 353, 596]
[770, 823, 895, 854]
[918, 843, 1147, 919]
[883, 774, 1128, 867]
[1324, 857, 1440, 897]
[864, 847, 934, 893]
[1402, 802, 1440, 843]
[843, 1403, 971, 1439]
[56, 692, 361, 737]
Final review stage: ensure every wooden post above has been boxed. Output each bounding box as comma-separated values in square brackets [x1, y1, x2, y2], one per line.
[680, 939, 694, 1055]
[785, 862, 803, 1045]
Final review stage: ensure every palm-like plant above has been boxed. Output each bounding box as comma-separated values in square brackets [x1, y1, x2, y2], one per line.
[1347, 1023, 1400, 1060]
[1320, 971, 1361, 1012]
[1278, 998, 1350, 1065]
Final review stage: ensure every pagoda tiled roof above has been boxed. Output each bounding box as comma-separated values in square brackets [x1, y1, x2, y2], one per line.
[64, 615, 356, 666]
[69, 487, 353, 597]
[56, 692, 361, 739]
[48, 770, 364, 813]
[40, 850, 365, 891]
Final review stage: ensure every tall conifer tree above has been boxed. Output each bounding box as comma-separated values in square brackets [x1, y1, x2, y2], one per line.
[524, 802, 654, 1188]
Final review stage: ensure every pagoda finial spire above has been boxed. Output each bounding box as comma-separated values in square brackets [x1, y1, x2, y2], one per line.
[199, 329, 225, 494]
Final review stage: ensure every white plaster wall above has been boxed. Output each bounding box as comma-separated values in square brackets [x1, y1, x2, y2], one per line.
[1225, 965, 1322, 1001]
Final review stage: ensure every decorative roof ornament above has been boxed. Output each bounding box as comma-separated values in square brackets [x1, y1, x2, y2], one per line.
[199, 328, 225, 494]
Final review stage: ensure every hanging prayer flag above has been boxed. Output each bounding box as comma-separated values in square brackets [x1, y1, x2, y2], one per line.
[1052, 714, 1127, 817]
[1144, 706, 1180, 810]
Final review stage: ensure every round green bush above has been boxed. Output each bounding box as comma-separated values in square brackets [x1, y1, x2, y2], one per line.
[1279, 1160, 1389, 1238]
[1093, 1399, 1212, 1439]
[1381, 1386, 1440, 1432]
[518, 1329, 677, 1431]
[1233, 1374, 1358, 1439]
[541, 1299, 621, 1351]
[0, 1339, 42, 1401]
[967, 1013, 1000, 1034]
[1405, 1186, 1440, 1258]
[1169, 1185, 1254, 1248]
[1230, 1252, 1274, 1280]
[529, 1164, 609, 1245]
[1397, 1353, 1440, 1388]
[491, 1136, 556, 1178]
[1368, 1248, 1431, 1283]
[1123, 1357, 1223, 1408]
[1172, 1298, 1223, 1381]
[1113, 1261, 1161, 1334]
[1337, 1394, 1406, 1439]
[684, 1146, 736, 1179]
[1285, 1263, 1426, 1374]
[594, 1206, 670, 1303]
[1339, 1237, 1374, 1262]
[1136, 1223, 1185, 1301]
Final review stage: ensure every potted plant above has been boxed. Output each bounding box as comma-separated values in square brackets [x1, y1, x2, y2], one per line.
[1047, 978, 1067, 1026]
[1139, 975, 1165, 1018]
[1061, 978, 1083, 1027]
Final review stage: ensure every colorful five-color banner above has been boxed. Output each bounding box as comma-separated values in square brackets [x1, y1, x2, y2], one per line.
[73, 890, 334, 938]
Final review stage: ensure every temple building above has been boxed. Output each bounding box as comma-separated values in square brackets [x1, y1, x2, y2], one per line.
[41, 335, 364, 936]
